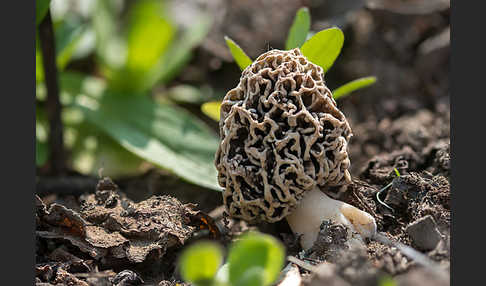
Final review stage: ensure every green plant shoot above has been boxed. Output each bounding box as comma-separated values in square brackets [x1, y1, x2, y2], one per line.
[333, 76, 377, 99]
[301, 27, 344, 72]
[225, 36, 253, 71]
[285, 7, 311, 50]
[201, 101, 222, 121]
[179, 242, 223, 286]
[179, 232, 285, 286]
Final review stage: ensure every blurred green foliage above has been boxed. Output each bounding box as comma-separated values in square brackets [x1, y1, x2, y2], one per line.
[178, 232, 285, 286]
[36, 0, 221, 190]
[179, 242, 224, 286]
[36, 0, 51, 26]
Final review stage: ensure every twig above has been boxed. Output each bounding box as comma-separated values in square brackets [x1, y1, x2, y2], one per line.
[38, 11, 66, 175]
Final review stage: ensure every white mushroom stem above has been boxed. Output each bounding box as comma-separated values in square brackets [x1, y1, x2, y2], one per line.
[286, 186, 377, 250]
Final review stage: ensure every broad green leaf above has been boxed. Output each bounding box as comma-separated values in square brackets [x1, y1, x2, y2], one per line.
[179, 242, 223, 285]
[36, 0, 51, 26]
[92, 0, 125, 70]
[36, 22, 87, 83]
[74, 91, 221, 190]
[55, 20, 87, 70]
[332, 76, 377, 100]
[125, 0, 175, 73]
[150, 14, 212, 86]
[228, 232, 285, 286]
[285, 7, 311, 50]
[201, 101, 221, 121]
[67, 120, 146, 177]
[235, 267, 265, 286]
[301, 27, 344, 72]
[58, 72, 145, 177]
[225, 36, 252, 71]
[110, 0, 176, 91]
[159, 85, 219, 105]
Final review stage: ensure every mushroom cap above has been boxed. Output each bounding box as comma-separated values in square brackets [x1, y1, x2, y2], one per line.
[215, 48, 352, 223]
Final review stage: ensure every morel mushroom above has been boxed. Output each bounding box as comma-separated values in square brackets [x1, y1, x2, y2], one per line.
[215, 48, 376, 250]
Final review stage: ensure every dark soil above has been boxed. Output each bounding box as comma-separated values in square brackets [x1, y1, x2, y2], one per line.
[36, 1, 450, 285]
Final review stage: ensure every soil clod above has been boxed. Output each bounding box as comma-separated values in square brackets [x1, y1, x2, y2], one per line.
[406, 215, 442, 251]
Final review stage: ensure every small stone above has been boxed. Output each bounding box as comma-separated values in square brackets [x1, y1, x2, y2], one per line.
[406, 215, 442, 251]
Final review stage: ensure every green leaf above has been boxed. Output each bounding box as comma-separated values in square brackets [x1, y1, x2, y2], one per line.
[235, 267, 265, 286]
[158, 85, 218, 105]
[332, 76, 377, 100]
[110, 0, 176, 91]
[67, 121, 146, 178]
[92, 0, 124, 70]
[125, 0, 175, 74]
[57, 72, 145, 177]
[225, 36, 252, 71]
[301, 27, 344, 72]
[393, 167, 401, 177]
[285, 7, 311, 50]
[74, 91, 221, 191]
[228, 232, 285, 286]
[36, 22, 87, 83]
[150, 14, 212, 86]
[201, 101, 222, 121]
[36, 0, 50, 26]
[179, 242, 223, 285]
[55, 20, 87, 70]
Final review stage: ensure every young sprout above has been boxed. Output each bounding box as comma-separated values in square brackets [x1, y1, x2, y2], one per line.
[215, 49, 376, 250]
[376, 168, 401, 212]
[178, 232, 284, 286]
[203, 8, 377, 121]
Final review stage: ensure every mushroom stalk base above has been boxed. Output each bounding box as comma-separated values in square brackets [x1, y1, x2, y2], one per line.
[286, 187, 377, 250]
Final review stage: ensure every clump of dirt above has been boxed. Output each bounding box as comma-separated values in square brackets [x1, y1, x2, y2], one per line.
[307, 220, 351, 262]
[347, 165, 450, 277]
[303, 247, 383, 286]
[35, 177, 212, 285]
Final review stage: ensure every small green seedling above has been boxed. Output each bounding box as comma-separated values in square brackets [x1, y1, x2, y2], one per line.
[224, 36, 253, 71]
[178, 232, 285, 286]
[376, 168, 401, 211]
[179, 242, 224, 286]
[202, 7, 376, 120]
